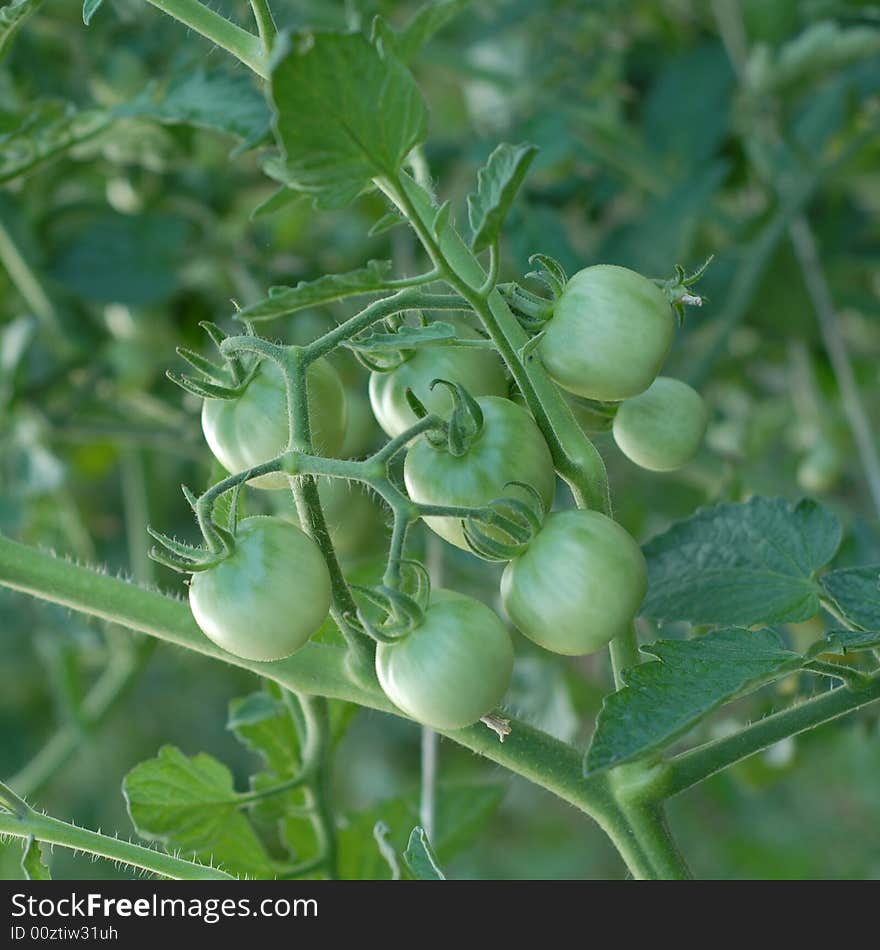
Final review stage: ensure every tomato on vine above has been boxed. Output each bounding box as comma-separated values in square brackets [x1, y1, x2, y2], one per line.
[404, 394, 556, 551]
[375, 589, 514, 730]
[188, 516, 332, 661]
[501, 509, 647, 655]
[368, 319, 508, 438]
[612, 377, 708, 472]
[202, 358, 346, 489]
[540, 265, 675, 402]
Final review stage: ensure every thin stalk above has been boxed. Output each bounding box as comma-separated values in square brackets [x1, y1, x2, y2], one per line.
[665, 672, 880, 797]
[0, 810, 231, 879]
[248, 0, 276, 54]
[0, 213, 59, 333]
[787, 215, 880, 517]
[143, 0, 266, 78]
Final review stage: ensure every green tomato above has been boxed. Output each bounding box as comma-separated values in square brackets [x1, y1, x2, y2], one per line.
[375, 589, 514, 730]
[202, 358, 346, 490]
[612, 376, 708, 472]
[540, 265, 674, 401]
[189, 516, 331, 662]
[368, 320, 508, 438]
[501, 509, 647, 656]
[404, 396, 556, 551]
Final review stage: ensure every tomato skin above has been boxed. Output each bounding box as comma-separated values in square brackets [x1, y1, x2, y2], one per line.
[540, 265, 674, 402]
[612, 376, 707, 472]
[375, 589, 514, 730]
[368, 320, 508, 438]
[202, 359, 346, 489]
[404, 396, 555, 551]
[501, 509, 647, 656]
[188, 516, 331, 661]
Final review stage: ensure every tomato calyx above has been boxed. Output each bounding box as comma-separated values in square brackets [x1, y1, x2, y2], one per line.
[500, 253, 568, 332]
[350, 560, 431, 644]
[463, 481, 545, 561]
[148, 483, 243, 573]
[167, 320, 260, 401]
[655, 256, 713, 323]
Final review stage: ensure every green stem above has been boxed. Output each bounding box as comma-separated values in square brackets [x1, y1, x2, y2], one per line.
[248, 0, 276, 54]
[664, 672, 880, 798]
[787, 215, 880, 517]
[0, 212, 59, 333]
[143, 0, 266, 77]
[0, 809, 232, 879]
[10, 644, 155, 798]
[596, 801, 691, 880]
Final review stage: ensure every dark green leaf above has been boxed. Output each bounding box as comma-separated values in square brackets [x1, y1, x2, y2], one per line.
[822, 566, 880, 631]
[376, 0, 471, 64]
[269, 31, 427, 208]
[403, 827, 445, 880]
[467, 142, 538, 252]
[121, 70, 271, 143]
[49, 212, 189, 306]
[123, 746, 272, 877]
[346, 321, 459, 353]
[21, 837, 50, 880]
[585, 626, 856, 774]
[368, 210, 406, 236]
[642, 497, 841, 627]
[238, 260, 395, 321]
[227, 688, 301, 777]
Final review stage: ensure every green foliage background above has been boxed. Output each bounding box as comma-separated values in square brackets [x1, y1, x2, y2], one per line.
[1, 0, 879, 878]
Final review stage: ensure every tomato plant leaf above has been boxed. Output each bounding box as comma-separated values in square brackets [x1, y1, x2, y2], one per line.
[374, 0, 471, 65]
[123, 746, 272, 878]
[82, 0, 102, 26]
[467, 142, 538, 252]
[49, 211, 190, 306]
[0, 0, 41, 60]
[345, 321, 459, 353]
[585, 625, 868, 774]
[641, 496, 841, 626]
[821, 566, 880, 631]
[338, 783, 503, 879]
[403, 827, 446, 880]
[227, 688, 302, 777]
[238, 260, 396, 322]
[121, 70, 271, 144]
[21, 837, 51, 880]
[269, 31, 427, 208]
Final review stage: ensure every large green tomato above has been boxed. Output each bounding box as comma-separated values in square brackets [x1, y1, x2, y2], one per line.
[612, 376, 708, 471]
[540, 265, 674, 401]
[202, 358, 346, 489]
[368, 320, 508, 438]
[404, 396, 555, 551]
[375, 589, 514, 730]
[189, 516, 331, 662]
[501, 509, 647, 656]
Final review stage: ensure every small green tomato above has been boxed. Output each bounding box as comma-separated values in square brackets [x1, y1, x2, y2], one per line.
[202, 359, 346, 489]
[612, 377, 708, 472]
[540, 265, 675, 401]
[188, 516, 331, 661]
[501, 509, 647, 656]
[375, 589, 514, 730]
[403, 396, 556, 551]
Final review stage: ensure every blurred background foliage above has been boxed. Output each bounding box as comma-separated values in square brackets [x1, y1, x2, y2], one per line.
[1, 0, 879, 879]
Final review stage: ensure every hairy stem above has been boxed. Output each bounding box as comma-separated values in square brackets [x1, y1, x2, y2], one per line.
[143, 0, 266, 77]
[0, 809, 232, 879]
[664, 672, 880, 797]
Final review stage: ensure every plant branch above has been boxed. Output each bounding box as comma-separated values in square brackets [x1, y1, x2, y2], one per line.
[0, 807, 232, 879]
[143, 0, 267, 78]
[664, 672, 880, 798]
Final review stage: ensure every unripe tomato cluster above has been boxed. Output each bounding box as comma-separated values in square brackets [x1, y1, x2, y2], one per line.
[185, 265, 707, 732]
